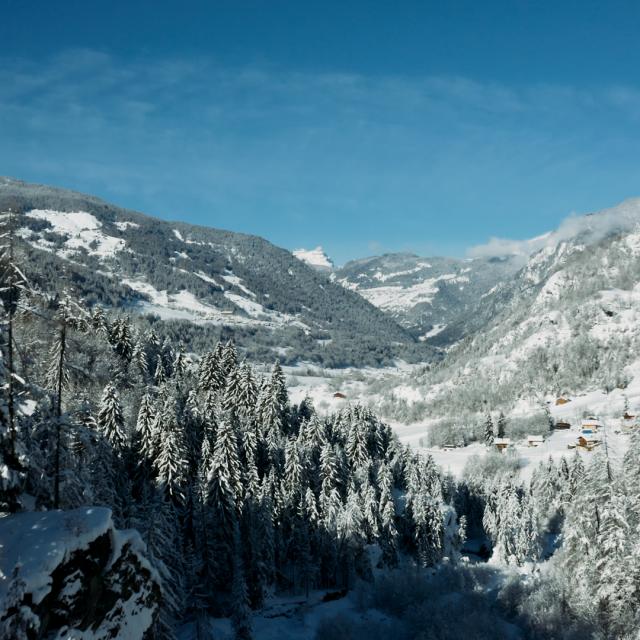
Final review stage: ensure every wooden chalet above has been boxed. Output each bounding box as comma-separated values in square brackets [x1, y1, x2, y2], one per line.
[554, 420, 571, 430]
[493, 437, 512, 452]
[333, 392, 347, 400]
[575, 436, 601, 451]
[527, 435, 545, 447]
[581, 417, 603, 431]
[555, 397, 571, 406]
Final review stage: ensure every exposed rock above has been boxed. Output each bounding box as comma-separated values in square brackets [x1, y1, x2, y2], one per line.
[0, 507, 160, 639]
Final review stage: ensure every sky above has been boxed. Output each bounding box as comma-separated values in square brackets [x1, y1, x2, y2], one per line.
[1, 1, 640, 264]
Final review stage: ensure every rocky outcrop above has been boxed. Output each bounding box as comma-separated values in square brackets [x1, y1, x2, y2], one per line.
[0, 507, 160, 639]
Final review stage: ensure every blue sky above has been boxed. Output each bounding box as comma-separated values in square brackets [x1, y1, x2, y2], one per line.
[2, 1, 640, 264]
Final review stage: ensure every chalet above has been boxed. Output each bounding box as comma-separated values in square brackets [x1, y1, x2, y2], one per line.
[333, 392, 347, 400]
[554, 420, 571, 430]
[623, 412, 636, 421]
[555, 397, 571, 406]
[576, 435, 601, 451]
[581, 418, 604, 431]
[493, 437, 512, 452]
[527, 435, 545, 447]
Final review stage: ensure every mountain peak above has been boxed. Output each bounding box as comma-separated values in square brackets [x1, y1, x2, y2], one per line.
[293, 246, 334, 271]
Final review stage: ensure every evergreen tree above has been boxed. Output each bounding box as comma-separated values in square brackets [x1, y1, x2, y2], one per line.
[97, 383, 127, 453]
[496, 411, 507, 438]
[0, 563, 40, 639]
[484, 413, 495, 446]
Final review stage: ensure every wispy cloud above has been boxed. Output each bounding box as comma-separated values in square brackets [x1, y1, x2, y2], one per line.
[2, 49, 640, 261]
[468, 197, 640, 258]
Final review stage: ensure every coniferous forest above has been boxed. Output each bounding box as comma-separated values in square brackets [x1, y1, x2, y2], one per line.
[2, 191, 640, 640]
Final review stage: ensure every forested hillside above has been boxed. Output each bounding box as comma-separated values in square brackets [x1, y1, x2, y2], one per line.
[3, 198, 640, 639]
[335, 252, 521, 345]
[0, 212, 457, 638]
[373, 199, 640, 437]
[0, 177, 430, 367]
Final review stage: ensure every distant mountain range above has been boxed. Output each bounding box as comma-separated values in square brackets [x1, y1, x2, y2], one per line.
[375, 196, 640, 429]
[334, 252, 522, 345]
[6, 176, 638, 377]
[0, 177, 428, 367]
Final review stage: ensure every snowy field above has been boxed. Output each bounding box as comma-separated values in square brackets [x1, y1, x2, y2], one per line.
[285, 360, 636, 483]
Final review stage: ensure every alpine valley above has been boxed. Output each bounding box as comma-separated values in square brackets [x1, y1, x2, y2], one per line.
[2, 177, 640, 640]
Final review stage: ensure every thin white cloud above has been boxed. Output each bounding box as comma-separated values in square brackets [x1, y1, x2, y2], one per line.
[467, 197, 640, 258]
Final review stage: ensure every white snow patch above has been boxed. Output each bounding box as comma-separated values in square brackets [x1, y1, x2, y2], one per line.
[221, 274, 256, 297]
[114, 221, 139, 231]
[25, 209, 125, 258]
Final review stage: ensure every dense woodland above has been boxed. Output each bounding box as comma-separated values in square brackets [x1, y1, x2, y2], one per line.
[2, 211, 640, 640]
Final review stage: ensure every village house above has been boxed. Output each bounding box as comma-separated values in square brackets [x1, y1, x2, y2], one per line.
[581, 417, 603, 431]
[527, 435, 545, 447]
[493, 437, 512, 452]
[554, 420, 571, 430]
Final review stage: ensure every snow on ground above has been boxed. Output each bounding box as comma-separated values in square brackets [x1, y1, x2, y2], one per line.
[193, 270, 222, 287]
[179, 590, 390, 640]
[390, 381, 635, 481]
[24, 209, 125, 258]
[114, 221, 140, 231]
[221, 273, 257, 297]
[356, 273, 464, 312]
[371, 262, 432, 282]
[0, 507, 113, 604]
[293, 247, 333, 271]
[123, 277, 309, 330]
[419, 323, 446, 341]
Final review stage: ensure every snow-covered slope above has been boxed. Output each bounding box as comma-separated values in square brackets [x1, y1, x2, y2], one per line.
[0, 177, 428, 366]
[293, 246, 334, 271]
[375, 197, 640, 440]
[335, 253, 521, 345]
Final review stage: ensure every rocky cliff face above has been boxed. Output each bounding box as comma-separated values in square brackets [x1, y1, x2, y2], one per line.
[0, 507, 160, 639]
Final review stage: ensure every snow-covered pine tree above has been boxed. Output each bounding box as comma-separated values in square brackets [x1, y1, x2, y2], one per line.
[97, 383, 128, 454]
[136, 389, 156, 463]
[0, 562, 40, 639]
[173, 342, 187, 381]
[496, 411, 507, 438]
[484, 413, 495, 446]
[221, 340, 238, 377]
[0, 208, 30, 513]
[154, 396, 189, 504]
[377, 462, 398, 567]
[45, 294, 88, 508]
[154, 355, 167, 386]
[131, 338, 149, 379]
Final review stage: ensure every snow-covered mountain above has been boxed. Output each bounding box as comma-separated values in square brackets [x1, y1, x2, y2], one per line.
[293, 246, 334, 272]
[375, 197, 640, 435]
[0, 177, 428, 366]
[335, 252, 521, 345]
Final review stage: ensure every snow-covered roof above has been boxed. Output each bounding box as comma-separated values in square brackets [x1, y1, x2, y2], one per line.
[527, 435, 545, 442]
[494, 438, 512, 445]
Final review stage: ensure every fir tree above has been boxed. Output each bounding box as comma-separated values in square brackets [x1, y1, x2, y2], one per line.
[1, 563, 40, 639]
[484, 413, 495, 446]
[97, 383, 127, 453]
